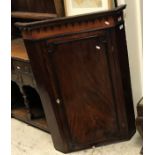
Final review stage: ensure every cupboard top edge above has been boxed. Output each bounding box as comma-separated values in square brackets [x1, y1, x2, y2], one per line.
[15, 5, 126, 31]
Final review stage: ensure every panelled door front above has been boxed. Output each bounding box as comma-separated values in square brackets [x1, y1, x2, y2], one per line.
[46, 32, 119, 145]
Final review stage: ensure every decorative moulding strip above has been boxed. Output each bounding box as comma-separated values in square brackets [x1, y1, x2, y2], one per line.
[20, 17, 116, 40]
[16, 5, 126, 40]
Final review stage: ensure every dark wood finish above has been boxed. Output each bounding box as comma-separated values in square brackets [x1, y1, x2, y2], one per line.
[136, 98, 143, 154]
[11, 107, 49, 132]
[47, 34, 119, 145]
[11, 38, 49, 131]
[11, 81, 24, 109]
[11, 0, 62, 39]
[11, 0, 64, 131]
[17, 5, 136, 153]
[11, 0, 56, 14]
[11, 38, 45, 120]
[137, 98, 143, 117]
[11, 0, 65, 17]
[11, 58, 45, 120]
[12, 12, 57, 20]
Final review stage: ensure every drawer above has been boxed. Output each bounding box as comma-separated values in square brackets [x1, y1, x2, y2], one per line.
[11, 59, 37, 88]
[12, 60, 32, 74]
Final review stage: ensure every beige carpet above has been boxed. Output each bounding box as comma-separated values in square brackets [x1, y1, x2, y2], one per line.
[12, 118, 142, 155]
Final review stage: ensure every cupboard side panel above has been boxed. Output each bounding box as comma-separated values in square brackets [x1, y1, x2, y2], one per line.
[23, 40, 70, 152]
[106, 29, 129, 136]
[114, 23, 136, 135]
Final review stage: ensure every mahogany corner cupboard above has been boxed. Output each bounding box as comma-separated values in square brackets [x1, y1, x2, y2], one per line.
[16, 5, 136, 153]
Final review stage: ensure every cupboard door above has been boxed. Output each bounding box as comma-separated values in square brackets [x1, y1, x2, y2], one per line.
[47, 35, 119, 145]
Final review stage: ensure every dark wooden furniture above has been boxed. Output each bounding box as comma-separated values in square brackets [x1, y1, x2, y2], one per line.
[16, 5, 135, 153]
[11, 0, 64, 17]
[11, 0, 64, 132]
[11, 0, 64, 39]
[11, 38, 49, 132]
[136, 98, 143, 154]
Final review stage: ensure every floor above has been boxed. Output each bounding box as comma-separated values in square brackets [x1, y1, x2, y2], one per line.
[12, 118, 142, 155]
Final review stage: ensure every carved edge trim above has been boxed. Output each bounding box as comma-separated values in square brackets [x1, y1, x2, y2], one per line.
[15, 5, 126, 40]
[15, 5, 126, 31]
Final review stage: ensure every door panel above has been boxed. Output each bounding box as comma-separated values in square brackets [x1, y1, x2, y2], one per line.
[47, 35, 119, 145]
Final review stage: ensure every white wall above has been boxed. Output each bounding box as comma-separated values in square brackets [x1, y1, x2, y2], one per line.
[118, 0, 143, 112]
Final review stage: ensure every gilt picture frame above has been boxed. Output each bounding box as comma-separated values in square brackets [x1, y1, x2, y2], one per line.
[64, 0, 115, 16]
